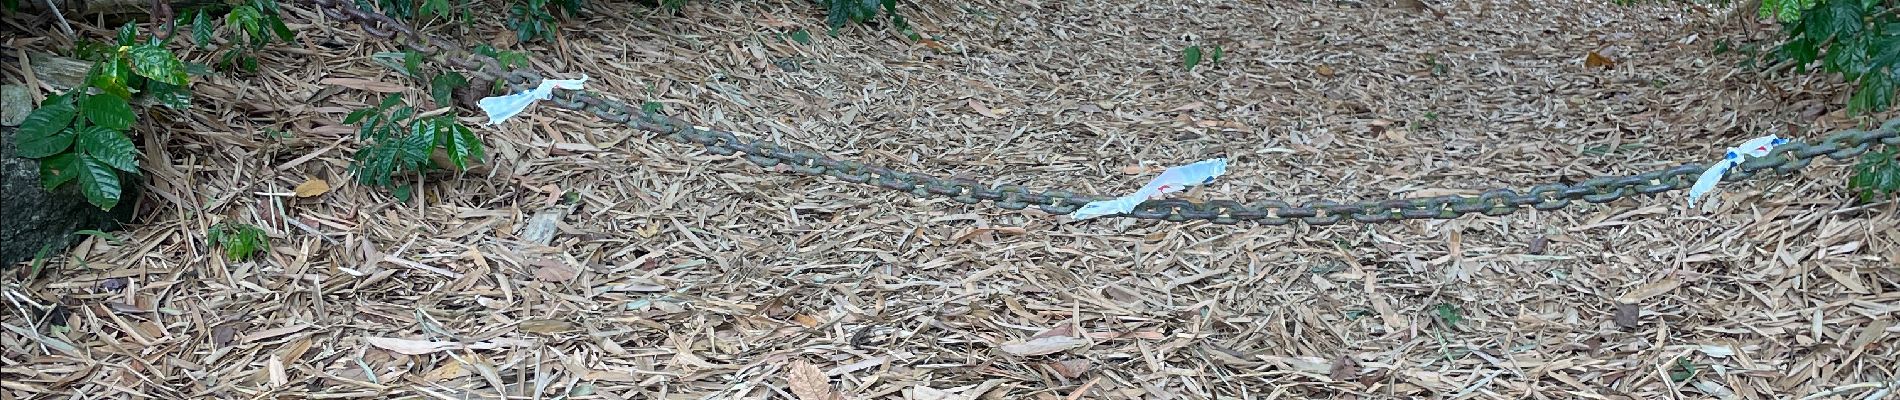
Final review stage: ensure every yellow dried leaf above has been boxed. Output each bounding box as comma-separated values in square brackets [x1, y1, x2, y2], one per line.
[1585, 51, 1615, 69]
[293, 178, 330, 198]
[421, 361, 468, 382]
[793, 314, 821, 328]
[1316, 64, 1336, 77]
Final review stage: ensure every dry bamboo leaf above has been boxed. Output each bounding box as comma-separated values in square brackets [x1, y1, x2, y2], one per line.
[1616, 276, 1680, 303]
[1316, 64, 1336, 77]
[293, 178, 330, 198]
[361, 337, 531, 355]
[999, 335, 1088, 356]
[786, 360, 838, 400]
[968, 99, 1003, 118]
[267, 354, 288, 387]
[519, 319, 578, 334]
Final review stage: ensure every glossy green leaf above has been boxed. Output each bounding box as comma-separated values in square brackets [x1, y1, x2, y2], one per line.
[430, 72, 468, 106]
[1848, 68, 1893, 114]
[403, 50, 423, 77]
[265, 10, 294, 42]
[226, 5, 263, 44]
[1183, 45, 1203, 71]
[77, 126, 139, 173]
[17, 95, 78, 157]
[399, 128, 434, 167]
[74, 154, 122, 210]
[147, 81, 193, 110]
[87, 55, 133, 99]
[1825, 34, 1870, 79]
[116, 23, 138, 46]
[130, 43, 189, 86]
[81, 93, 135, 131]
[38, 153, 79, 190]
[1806, 0, 1863, 41]
[192, 10, 214, 48]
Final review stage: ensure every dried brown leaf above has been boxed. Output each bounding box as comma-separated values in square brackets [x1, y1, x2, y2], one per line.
[786, 360, 837, 400]
[1613, 303, 1641, 329]
[1328, 354, 1359, 381]
[1048, 359, 1090, 378]
[318, 77, 406, 93]
[533, 258, 580, 282]
[969, 99, 1002, 118]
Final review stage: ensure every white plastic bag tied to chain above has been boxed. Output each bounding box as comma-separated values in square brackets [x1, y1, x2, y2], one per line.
[478, 74, 589, 125]
[1687, 135, 1789, 208]
[1070, 158, 1228, 220]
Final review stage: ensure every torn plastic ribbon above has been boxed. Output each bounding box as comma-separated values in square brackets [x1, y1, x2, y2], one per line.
[1687, 135, 1789, 207]
[477, 74, 589, 125]
[1070, 158, 1228, 220]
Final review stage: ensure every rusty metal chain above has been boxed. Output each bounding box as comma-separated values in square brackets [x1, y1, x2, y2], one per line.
[301, 0, 1900, 226]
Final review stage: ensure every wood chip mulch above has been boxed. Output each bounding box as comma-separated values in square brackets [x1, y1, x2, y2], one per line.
[3, 0, 1896, 398]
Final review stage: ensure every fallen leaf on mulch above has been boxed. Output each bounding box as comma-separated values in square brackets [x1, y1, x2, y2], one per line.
[1585, 51, 1615, 69]
[1048, 359, 1090, 378]
[1000, 335, 1089, 356]
[1613, 303, 1641, 329]
[293, 178, 330, 197]
[786, 360, 839, 400]
[1316, 64, 1336, 77]
[533, 258, 580, 282]
[1329, 354, 1359, 380]
[1616, 276, 1679, 303]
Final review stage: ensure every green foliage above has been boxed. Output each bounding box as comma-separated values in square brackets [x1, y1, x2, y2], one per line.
[504, 0, 585, 43]
[1182, 44, 1225, 71]
[346, 94, 484, 189]
[207, 222, 270, 261]
[11, 24, 204, 210]
[815, 0, 919, 40]
[1850, 148, 1899, 202]
[1762, 0, 1898, 115]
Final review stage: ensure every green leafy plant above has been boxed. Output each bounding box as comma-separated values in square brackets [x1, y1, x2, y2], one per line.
[1758, 0, 1897, 115]
[207, 222, 269, 261]
[505, 0, 584, 42]
[178, 0, 296, 73]
[1183, 45, 1202, 71]
[1849, 148, 1899, 201]
[14, 24, 195, 211]
[815, 0, 918, 40]
[1182, 44, 1225, 71]
[345, 93, 484, 190]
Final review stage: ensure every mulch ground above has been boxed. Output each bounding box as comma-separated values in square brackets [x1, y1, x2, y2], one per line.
[3, 0, 1897, 398]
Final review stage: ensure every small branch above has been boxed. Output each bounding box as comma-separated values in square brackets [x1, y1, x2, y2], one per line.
[41, 0, 75, 38]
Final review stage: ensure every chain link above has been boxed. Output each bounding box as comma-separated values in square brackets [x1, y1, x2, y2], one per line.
[300, 0, 1900, 226]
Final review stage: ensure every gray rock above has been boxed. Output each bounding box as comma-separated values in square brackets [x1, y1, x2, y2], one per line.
[1, 125, 140, 267]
